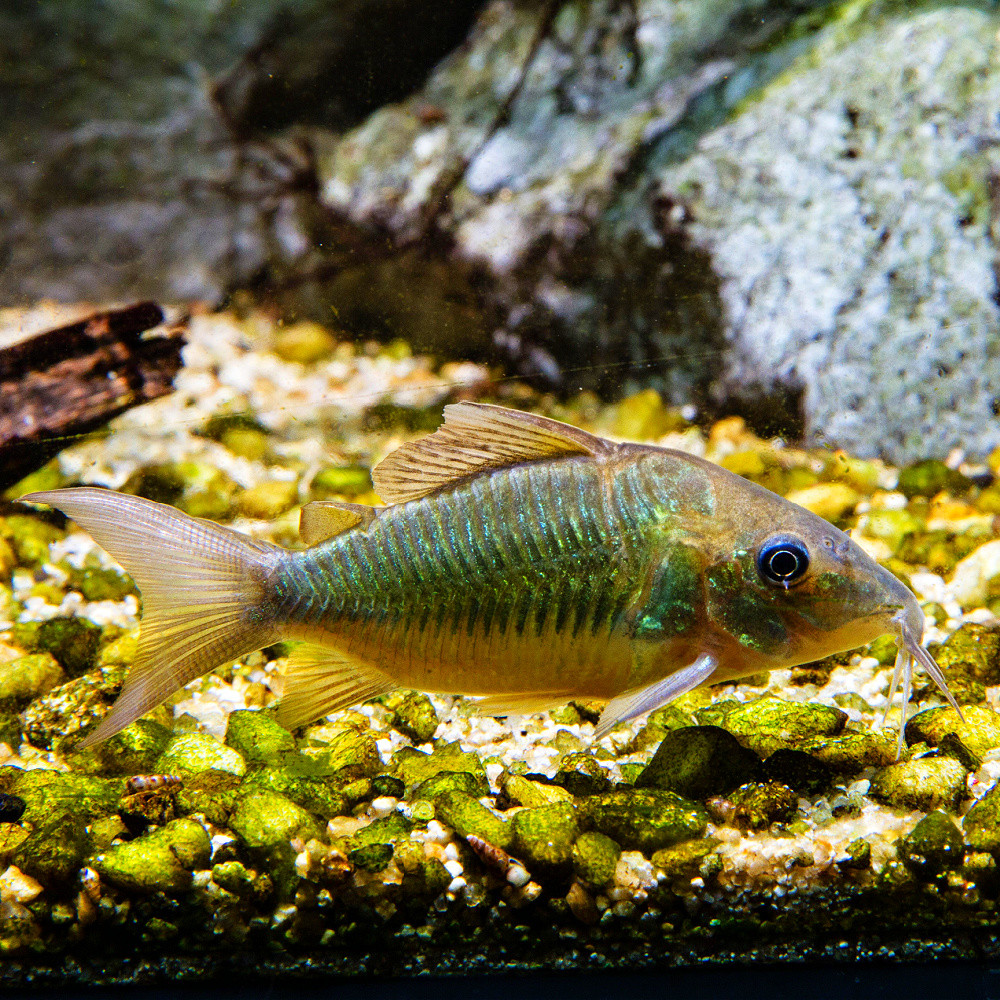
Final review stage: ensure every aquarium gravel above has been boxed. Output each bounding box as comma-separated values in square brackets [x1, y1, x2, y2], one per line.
[2, 308, 1000, 983]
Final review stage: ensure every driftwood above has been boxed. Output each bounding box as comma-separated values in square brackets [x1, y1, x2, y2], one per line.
[0, 302, 186, 490]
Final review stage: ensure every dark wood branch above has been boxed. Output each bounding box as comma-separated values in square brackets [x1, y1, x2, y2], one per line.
[0, 302, 186, 490]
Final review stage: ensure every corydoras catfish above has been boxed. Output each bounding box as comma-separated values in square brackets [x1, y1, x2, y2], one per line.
[22, 402, 959, 751]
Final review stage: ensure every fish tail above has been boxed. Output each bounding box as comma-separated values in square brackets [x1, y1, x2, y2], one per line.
[21, 488, 283, 747]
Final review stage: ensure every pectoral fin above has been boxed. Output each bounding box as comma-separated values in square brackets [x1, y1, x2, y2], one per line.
[273, 642, 395, 731]
[594, 653, 718, 738]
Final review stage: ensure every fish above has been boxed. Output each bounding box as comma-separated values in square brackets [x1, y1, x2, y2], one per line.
[21, 401, 960, 754]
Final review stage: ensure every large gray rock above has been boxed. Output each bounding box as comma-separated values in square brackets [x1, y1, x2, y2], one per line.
[0, 0, 482, 304]
[316, 0, 1000, 461]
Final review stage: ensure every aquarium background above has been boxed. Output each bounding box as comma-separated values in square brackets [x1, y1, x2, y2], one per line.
[2, 0, 1000, 989]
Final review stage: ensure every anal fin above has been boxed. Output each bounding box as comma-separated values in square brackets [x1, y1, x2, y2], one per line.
[273, 642, 395, 731]
[594, 653, 718, 739]
[472, 691, 576, 719]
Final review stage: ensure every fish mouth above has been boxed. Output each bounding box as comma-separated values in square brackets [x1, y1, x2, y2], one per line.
[882, 604, 964, 759]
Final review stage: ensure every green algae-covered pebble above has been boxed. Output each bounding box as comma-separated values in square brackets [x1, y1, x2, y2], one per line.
[92, 818, 210, 894]
[2, 769, 122, 824]
[14, 813, 90, 885]
[651, 837, 722, 881]
[12, 616, 103, 676]
[963, 784, 1000, 854]
[99, 630, 138, 667]
[691, 698, 741, 728]
[383, 689, 439, 744]
[721, 697, 847, 757]
[157, 733, 246, 776]
[235, 481, 299, 520]
[636, 725, 762, 798]
[310, 465, 373, 500]
[0, 536, 17, 579]
[583, 790, 708, 854]
[65, 563, 134, 602]
[868, 756, 968, 812]
[350, 842, 394, 872]
[511, 803, 579, 870]
[842, 838, 872, 870]
[212, 860, 254, 897]
[0, 652, 64, 708]
[761, 748, 833, 794]
[272, 321, 337, 364]
[554, 753, 611, 797]
[371, 774, 405, 798]
[730, 781, 799, 829]
[230, 791, 322, 850]
[435, 790, 511, 850]
[572, 831, 620, 888]
[20, 662, 129, 751]
[861, 508, 924, 553]
[798, 731, 897, 773]
[4, 515, 64, 566]
[897, 810, 964, 877]
[349, 812, 412, 849]
[317, 728, 382, 780]
[79, 719, 173, 775]
[627, 704, 694, 752]
[176, 771, 243, 826]
[502, 774, 574, 809]
[121, 463, 186, 505]
[225, 709, 297, 763]
[391, 740, 487, 791]
[897, 459, 970, 499]
[242, 767, 349, 819]
[905, 705, 1000, 758]
[922, 623, 1000, 705]
[413, 770, 489, 803]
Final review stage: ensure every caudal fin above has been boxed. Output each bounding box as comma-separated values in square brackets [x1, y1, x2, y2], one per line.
[21, 488, 283, 747]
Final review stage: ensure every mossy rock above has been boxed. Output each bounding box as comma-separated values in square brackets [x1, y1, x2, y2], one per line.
[346, 812, 412, 854]
[761, 748, 833, 794]
[121, 463, 187, 506]
[98, 630, 138, 668]
[315, 728, 382, 781]
[897, 811, 964, 878]
[636, 725, 762, 798]
[897, 529, 986, 576]
[510, 803, 579, 871]
[272, 321, 338, 365]
[730, 781, 799, 830]
[920, 624, 1000, 705]
[626, 704, 694, 753]
[13, 812, 91, 885]
[3, 515, 65, 566]
[963, 784, 1000, 855]
[798, 731, 898, 773]
[157, 733, 247, 776]
[435, 790, 511, 850]
[583, 790, 708, 854]
[224, 709, 297, 764]
[242, 766, 349, 819]
[691, 698, 742, 728]
[350, 842, 394, 873]
[0, 652, 64, 709]
[0, 768, 122, 825]
[905, 705, 1000, 758]
[897, 459, 970, 499]
[383, 689, 439, 744]
[390, 739, 487, 792]
[651, 837, 722, 881]
[572, 831, 620, 888]
[12, 616, 103, 677]
[412, 770, 489, 803]
[721, 697, 847, 757]
[73, 719, 174, 775]
[229, 789, 323, 895]
[501, 774, 574, 809]
[235, 481, 299, 520]
[92, 818, 211, 894]
[860, 508, 924, 554]
[868, 756, 968, 812]
[311, 465, 374, 500]
[63, 561, 134, 602]
[175, 771, 243, 826]
[553, 753, 611, 797]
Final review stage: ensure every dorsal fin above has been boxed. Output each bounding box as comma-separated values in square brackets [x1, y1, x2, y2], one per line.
[300, 501, 377, 545]
[372, 402, 609, 503]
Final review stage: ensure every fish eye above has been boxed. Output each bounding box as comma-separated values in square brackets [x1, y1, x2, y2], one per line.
[757, 535, 810, 587]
